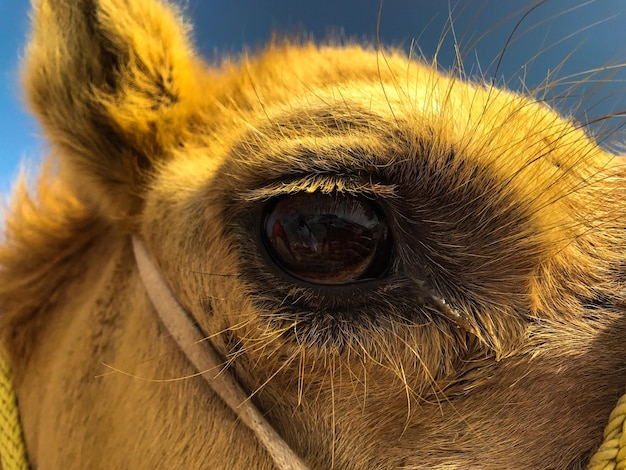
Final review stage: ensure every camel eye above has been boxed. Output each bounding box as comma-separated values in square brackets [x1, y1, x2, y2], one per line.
[262, 192, 392, 284]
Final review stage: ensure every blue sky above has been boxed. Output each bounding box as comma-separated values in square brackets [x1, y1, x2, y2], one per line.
[2, 0, 626, 195]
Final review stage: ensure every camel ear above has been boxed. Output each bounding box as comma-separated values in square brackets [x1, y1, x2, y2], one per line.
[23, 0, 199, 222]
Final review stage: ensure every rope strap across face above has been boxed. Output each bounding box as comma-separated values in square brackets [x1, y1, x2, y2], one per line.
[0, 345, 28, 470]
[587, 393, 626, 470]
[132, 237, 309, 470]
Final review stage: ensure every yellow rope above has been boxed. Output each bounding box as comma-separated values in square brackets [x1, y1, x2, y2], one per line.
[0, 345, 28, 470]
[588, 393, 626, 470]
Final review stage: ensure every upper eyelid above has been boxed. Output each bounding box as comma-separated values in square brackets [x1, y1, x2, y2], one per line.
[239, 175, 399, 202]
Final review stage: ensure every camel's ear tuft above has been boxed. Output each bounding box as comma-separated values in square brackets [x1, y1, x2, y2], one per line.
[23, 0, 200, 222]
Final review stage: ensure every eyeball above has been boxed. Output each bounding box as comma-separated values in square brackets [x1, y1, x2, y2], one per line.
[262, 192, 392, 284]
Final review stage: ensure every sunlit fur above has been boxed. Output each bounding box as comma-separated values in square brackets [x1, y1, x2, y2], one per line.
[1, 0, 626, 468]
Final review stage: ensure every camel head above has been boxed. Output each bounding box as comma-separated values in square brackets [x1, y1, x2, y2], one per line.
[2, 0, 626, 468]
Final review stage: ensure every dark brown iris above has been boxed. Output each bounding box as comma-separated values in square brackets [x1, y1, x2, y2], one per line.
[263, 192, 392, 284]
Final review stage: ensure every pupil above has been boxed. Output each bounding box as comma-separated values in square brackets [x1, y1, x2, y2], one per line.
[263, 192, 391, 284]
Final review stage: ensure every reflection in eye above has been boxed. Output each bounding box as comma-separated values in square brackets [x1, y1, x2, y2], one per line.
[296, 220, 318, 253]
[263, 192, 392, 285]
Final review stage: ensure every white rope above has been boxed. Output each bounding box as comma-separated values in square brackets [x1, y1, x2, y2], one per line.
[132, 237, 309, 470]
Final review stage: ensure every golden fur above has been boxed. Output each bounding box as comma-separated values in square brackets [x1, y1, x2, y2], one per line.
[2, 0, 626, 468]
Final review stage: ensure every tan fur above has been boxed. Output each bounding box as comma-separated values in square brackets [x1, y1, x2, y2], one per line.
[2, 0, 626, 468]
